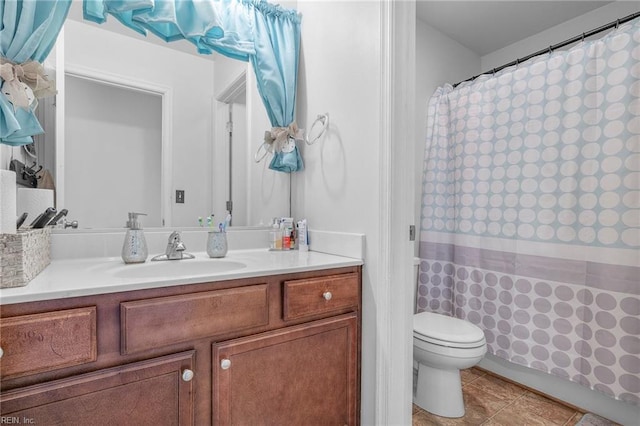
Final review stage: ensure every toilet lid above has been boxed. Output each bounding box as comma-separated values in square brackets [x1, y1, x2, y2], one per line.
[414, 311, 485, 347]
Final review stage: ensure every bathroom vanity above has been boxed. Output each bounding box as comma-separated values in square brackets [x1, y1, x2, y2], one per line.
[0, 250, 362, 425]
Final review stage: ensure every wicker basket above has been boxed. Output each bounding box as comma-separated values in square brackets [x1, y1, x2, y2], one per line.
[0, 228, 51, 288]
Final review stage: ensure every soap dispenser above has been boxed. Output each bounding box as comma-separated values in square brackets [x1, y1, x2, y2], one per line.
[122, 212, 148, 264]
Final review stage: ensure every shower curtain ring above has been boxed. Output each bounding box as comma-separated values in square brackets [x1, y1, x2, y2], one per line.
[581, 32, 586, 42]
[616, 19, 620, 28]
[548, 45, 553, 54]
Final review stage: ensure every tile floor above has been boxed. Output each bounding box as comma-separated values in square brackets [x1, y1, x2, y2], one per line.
[412, 368, 618, 426]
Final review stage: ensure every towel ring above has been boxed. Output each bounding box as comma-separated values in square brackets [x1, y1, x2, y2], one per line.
[306, 113, 329, 145]
[254, 142, 272, 163]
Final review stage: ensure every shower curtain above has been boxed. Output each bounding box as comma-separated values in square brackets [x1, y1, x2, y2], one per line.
[418, 18, 640, 405]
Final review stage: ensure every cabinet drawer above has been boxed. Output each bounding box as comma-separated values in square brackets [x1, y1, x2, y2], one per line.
[283, 273, 359, 321]
[0, 350, 194, 424]
[0, 307, 97, 379]
[121, 284, 269, 354]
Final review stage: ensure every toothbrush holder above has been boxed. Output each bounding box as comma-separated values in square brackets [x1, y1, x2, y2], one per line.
[207, 231, 228, 258]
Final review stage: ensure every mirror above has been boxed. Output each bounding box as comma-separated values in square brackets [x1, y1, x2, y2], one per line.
[40, 2, 290, 229]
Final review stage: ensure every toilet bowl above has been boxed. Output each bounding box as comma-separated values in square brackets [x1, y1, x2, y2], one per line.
[412, 259, 487, 418]
[413, 311, 487, 417]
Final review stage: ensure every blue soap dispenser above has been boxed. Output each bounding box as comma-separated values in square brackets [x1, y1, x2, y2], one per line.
[122, 212, 148, 264]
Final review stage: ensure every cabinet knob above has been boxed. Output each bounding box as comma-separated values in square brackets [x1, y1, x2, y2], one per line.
[220, 358, 231, 370]
[181, 369, 194, 382]
[323, 291, 332, 301]
[0, 346, 3, 358]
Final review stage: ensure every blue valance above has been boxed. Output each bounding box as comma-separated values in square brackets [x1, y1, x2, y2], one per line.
[0, 0, 72, 146]
[83, 0, 253, 60]
[83, 0, 302, 172]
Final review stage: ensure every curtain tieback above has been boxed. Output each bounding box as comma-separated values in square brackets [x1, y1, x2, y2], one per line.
[0, 58, 56, 109]
[263, 122, 304, 152]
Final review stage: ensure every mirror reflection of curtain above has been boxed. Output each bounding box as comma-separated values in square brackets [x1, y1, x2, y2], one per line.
[83, 0, 300, 127]
[83, 0, 301, 172]
[0, 0, 72, 146]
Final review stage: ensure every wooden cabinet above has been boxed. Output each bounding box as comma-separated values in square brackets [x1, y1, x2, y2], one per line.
[0, 266, 361, 425]
[1, 351, 195, 425]
[213, 314, 358, 426]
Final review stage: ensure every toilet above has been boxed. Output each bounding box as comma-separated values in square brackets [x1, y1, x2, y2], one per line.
[413, 260, 487, 418]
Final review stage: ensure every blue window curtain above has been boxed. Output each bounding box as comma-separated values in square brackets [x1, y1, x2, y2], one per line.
[246, 0, 302, 172]
[247, 0, 299, 129]
[83, 0, 302, 172]
[0, 0, 72, 146]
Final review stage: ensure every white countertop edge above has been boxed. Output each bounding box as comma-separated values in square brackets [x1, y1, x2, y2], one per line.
[0, 249, 363, 305]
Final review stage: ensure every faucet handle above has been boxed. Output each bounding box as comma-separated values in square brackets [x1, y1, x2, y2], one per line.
[63, 219, 78, 229]
[171, 233, 186, 251]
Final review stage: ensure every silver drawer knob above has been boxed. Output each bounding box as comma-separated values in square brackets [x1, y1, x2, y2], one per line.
[323, 291, 332, 301]
[221, 358, 231, 370]
[0, 346, 3, 358]
[182, 369, 194, 382]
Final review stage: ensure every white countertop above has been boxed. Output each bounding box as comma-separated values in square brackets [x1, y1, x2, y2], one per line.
[0, 249, 363, 305]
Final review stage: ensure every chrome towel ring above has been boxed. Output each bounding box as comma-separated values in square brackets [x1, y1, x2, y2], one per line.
[306, 113, 329, 145]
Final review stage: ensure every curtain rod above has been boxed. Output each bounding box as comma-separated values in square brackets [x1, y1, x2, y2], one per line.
[453, 11, 640, 88]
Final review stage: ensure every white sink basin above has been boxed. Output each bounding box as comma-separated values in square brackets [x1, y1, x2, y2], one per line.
[111, 258, 246, 279]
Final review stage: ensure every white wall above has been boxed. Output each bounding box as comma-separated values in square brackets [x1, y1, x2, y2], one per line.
[64, 19, 215, 228]
[414, 19, 481, 255]
[294, 3, 418, 423]
[293, 1, 382, 423]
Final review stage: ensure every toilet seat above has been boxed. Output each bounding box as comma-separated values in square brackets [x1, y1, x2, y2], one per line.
[414, 311, 485, 349]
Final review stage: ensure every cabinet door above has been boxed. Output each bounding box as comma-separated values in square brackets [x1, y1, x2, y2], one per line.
[212, 313, 358, 426]
[0, 351, 195, 426]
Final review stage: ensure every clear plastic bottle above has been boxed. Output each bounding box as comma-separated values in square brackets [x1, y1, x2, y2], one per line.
[270, 218, 282, 250]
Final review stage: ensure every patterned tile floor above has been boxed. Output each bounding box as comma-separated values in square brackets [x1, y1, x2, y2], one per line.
[412, 368, 618, 426]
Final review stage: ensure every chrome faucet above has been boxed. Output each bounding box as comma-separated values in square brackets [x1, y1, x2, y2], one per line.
[151, 231, 195, 261]
[166, 231, 186, 259]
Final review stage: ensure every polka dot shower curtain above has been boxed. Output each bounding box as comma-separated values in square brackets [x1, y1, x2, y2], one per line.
[417, 18, 640, 405]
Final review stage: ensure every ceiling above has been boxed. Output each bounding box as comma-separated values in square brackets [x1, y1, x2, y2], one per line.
[416, 1, 614, 56]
